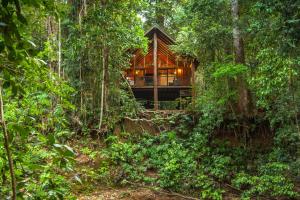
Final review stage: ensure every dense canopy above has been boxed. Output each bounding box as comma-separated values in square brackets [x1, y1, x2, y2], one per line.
[0, 0, 299, 199]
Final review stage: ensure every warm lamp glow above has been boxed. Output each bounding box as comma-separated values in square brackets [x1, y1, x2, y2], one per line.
[135, 70, 139, 75]
[177, 68, 182, 75]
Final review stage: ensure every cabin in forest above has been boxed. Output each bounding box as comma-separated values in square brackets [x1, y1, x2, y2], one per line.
[125, 26, 197, 110]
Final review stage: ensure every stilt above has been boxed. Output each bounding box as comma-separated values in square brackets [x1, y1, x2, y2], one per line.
[191, 61, 196, 107]
[153, 32, 158, 110]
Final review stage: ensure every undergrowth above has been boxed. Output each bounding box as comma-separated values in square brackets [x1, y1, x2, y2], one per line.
[73, 112, 299, 200]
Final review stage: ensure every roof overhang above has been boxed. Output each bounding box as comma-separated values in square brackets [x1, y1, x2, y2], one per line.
[145, 26, 175, 45]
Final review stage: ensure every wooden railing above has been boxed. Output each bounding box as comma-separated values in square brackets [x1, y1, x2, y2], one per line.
[128, 75, 191, 87]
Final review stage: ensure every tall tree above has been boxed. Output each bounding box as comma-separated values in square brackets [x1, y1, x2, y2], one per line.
[231, 0, 250, 116]
[64, 0, 147, 128]
[0, 81, 16, 200]
[142, 0, 183, 34]
[231, 0, 245, 64]
[0, 0, 75, 198]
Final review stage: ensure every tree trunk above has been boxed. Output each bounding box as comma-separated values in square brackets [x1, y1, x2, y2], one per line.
[47, 16, 53, 71]
[231, 0, 250, 116]
[83, 0, 87, 15]
[98, 46, 107, 129]
[78, 5, 84, 117]
[58, 17, 61, 78]
[0, 81, 17, 200]
[231, 0, 245, 64]
[103, 47, 109, 112]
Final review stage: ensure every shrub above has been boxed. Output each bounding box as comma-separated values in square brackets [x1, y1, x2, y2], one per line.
[233, 162, 299, 199]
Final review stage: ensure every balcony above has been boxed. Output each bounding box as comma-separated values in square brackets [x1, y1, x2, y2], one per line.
[126, 68, 191, 88]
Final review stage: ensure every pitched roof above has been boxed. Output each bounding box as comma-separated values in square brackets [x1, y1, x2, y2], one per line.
[144, 26, 175, 45]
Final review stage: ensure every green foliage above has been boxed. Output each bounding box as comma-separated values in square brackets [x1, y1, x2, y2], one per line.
[101, 127, 228, 199]
[233, 162, 298, 199]
[103, 135, 147, 182]
[159, 100, 179, 110]
[0, 0, 75, 199]
[249, 48, 298, 111]
[97, 103, 299, 199]
[174, 0, 232, 64]
[247, 0, 300, 55]
[0, 66, 75, 199]
[142, 0, 183, 34]
[1, 0, 300, 199]
[213, 63, 248, 79]
[0, 86, 76, 199]
[196, 172, 224, 200]
[273, 126, 300, 161]
[152, 138, 197, 189]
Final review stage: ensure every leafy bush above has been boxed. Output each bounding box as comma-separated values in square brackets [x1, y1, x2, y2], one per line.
[154, 141, 197, 190]
[196, 172, 224, 200]
[273, 126, 300, 161]
[99, 106, 299, 200]
[0, 38, 75, 198]
[102, 136, 147, 182]
[159, 101, 179, 110]
[102, 131, 226, 199]
[233, 162, 298, 199]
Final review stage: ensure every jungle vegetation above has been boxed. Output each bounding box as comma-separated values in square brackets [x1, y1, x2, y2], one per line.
[0, 0, 299, 199]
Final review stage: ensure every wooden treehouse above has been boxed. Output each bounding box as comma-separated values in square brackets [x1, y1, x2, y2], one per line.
[125, 26, 197, 110]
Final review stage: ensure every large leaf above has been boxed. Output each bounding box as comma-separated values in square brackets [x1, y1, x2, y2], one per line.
[8, 123, 30, 140]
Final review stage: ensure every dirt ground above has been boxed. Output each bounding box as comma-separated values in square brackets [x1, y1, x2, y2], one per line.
[77, 187, 187, 200]
[71, 139, 241, 200]
[76, 186, 242, 200]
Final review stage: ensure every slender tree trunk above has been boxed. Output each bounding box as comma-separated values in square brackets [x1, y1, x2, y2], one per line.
[103, 47, 109, 112]
[79, 60, 83, 113]
[47, 16, 53, 71]
[231, 0, 245, 64]
[83, 0, 87, 15]
[99, 46, 106, 129]
[231, 0, 250, 116]
[78, 5, 84, 116]
[1, 167, 6, 186]
[99, 74, 105, 129]
[0, 81, 17, 200]
[58, 17, 62, 78]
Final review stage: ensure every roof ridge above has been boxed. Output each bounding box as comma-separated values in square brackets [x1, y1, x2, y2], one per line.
[144, 25, 175, 43]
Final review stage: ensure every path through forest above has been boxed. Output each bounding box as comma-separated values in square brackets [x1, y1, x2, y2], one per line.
[72, 151, 240, 200]
[77, 187, 186, 200]
[77, 187, 240, 200]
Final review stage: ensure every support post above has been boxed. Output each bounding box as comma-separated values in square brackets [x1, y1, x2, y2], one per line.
[191, 61, 196, 107]
[153, 32, 158, 110]
[133, 55, 136, 85]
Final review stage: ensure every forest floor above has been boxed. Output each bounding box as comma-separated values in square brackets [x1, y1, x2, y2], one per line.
[72, 154, 192, 200]
[70, 132, 300, 200]
[77, 187, 190, 200]
[68, 137, 241, 200]
[76, 187, 241, 200]
[70, 141, 188, 200]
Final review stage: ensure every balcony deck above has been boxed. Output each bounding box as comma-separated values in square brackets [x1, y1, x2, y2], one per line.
[127, 73, 192, 89]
